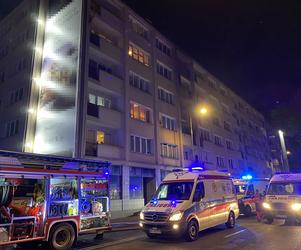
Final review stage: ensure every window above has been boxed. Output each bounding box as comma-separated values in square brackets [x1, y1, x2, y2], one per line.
[228, 159, 234, 169]
[128, 42, 150, 66]
[130, 102, 151, 123]
[214, 135, 223, 146]
[155, 38, 171, 56]
[5, 120, 19, 137]
[157, 61, 172, 80]
[129, 71, 150, 93]
[129, 16, 148, 40]
[224, 121, 231, 131]
[130, 135, 152, 154]
[154, 182, 194, 200]
[96, 131, 105, 144]
[160, 114, 176, 131]
[129, 176, 143, 199]
[89, 59, 99, 80]
[160, 143, 178, 159]
[216, 156, 225, 168]
[89, 94, 111, 109]
[213, 117, 221, 127]
[200, 129, 210, 141]
[226, 139, 233, 150]
[158, 87, 174, 104]
[109, 165, 122, 200]
[9, 88, 23, 105]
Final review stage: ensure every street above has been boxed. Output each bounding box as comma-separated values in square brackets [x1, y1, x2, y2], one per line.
[73, 217, 301, 250]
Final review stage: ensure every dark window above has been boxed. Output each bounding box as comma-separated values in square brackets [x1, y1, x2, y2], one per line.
[90, 32, 100, 46]
[87, 103, 99, 117]
[89, 60, 99, 80]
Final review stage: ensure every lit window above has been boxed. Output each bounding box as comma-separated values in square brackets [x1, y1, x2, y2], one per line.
[96, 131, 105, 144]
[128, 42, 150, 67]
[89, 94, 96, 104]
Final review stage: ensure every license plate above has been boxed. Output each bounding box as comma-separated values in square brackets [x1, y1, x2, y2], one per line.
[149, 227, 161, 234]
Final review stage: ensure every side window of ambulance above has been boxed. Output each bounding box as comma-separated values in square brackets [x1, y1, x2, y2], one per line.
[193, 182, 205, 201]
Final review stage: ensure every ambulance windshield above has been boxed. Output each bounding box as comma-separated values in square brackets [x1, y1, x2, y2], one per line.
[154, 182, 194, 200]
[235, 184, 248, 195]
[267, 182, 301, 195]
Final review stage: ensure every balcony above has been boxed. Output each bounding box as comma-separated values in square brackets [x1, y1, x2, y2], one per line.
[90, 33, 121, 63]
[97, 143, 122, 159]
[87, 105, 122, 129]
[88, 69, 123, 96]
[85, 142, 122, 159]
[91, 7, 122, 33]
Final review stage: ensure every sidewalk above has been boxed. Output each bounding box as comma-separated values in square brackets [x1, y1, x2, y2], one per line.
[110, 214, 140, 232]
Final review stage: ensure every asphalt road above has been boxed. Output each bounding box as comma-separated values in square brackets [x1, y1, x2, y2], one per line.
[75, 217, 301, 250]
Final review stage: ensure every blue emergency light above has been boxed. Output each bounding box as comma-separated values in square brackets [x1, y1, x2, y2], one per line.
[242, 175, 253, 180]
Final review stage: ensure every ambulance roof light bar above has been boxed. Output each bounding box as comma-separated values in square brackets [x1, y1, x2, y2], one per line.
[242, 175, 253, 180]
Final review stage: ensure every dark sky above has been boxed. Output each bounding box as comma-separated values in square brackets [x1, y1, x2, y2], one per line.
[123, 0, 301, 116]
[1, 0, 301, 115]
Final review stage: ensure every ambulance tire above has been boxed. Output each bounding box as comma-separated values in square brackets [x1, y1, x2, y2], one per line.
[48, 223, 76, 250]
[185, 219, 199, 241]
[226, 212, 235, 228]
[244, 205, 252, 217]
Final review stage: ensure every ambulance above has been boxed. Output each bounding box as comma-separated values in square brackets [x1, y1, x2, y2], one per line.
[233, 176, 269, 216]
[139, 168, 239, 241]
[262, 173, 301, 224]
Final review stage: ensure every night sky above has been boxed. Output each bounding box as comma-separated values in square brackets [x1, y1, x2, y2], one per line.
[123, 0, 301, 116]
[1, 0, 301, 166]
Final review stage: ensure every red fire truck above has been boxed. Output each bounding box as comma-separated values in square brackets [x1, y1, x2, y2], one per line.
[0, 151, 111, 250]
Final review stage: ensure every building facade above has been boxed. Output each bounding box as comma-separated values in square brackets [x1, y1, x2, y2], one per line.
[0, 0, 272, 217]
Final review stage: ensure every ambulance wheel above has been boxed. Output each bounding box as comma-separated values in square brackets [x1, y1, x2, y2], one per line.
[226, 212, 235, 228]
[48, 223, 76, 250]
[185, 220, 199, 241]
[244, 206, 252, 217]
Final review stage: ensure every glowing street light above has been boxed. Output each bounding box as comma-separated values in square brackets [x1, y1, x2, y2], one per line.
[286, 151, 291, 155]
[200, 107, 208, 115]
[278, 129, 289, 171]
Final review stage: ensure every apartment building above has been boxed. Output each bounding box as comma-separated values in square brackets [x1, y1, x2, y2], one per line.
[0, 0, 273, 217]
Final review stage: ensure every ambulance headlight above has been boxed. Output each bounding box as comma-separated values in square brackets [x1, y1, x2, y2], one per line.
[262, 202, 271, 209]
[291, 203, 301, 211]
[140, 211, 144, 220]
[169, 211, 183, 221]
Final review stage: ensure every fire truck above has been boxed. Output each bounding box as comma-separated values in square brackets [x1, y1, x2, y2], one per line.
[0, 150, 111, 250]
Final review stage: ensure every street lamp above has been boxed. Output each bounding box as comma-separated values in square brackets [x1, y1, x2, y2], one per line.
[200, 107, 208, 115]
[278, 130, 289, 171]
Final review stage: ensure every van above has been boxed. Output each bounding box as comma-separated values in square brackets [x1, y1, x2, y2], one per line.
[262, 173, 301, 224]
[234, 177, 269, 216]
[139, 169, 239, 241]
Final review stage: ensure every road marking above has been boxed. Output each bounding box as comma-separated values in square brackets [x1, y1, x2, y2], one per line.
[224, 229, 247, 239]
[81, 235, 145, 250]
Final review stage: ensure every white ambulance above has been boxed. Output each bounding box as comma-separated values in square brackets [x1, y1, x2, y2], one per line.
[139, 169, 239, 241]
[234, 177, 269, 216]
[262, 173, 301, 224]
